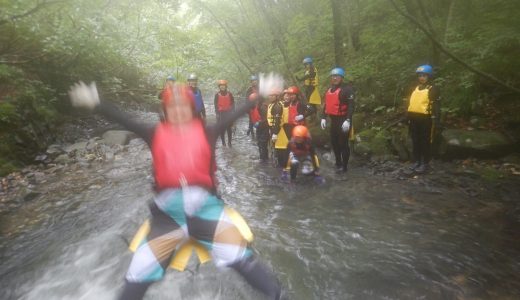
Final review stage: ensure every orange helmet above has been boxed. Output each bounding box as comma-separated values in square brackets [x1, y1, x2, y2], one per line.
[217, 79, 228, 86]
[292, 125, 309, 139]
[285, 86, 300, 95]
[161, 83, 195, 109]
[248, 92, 259, 101]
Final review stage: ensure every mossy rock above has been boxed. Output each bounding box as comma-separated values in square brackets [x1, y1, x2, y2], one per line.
[389, 125, 411, 161]
[308, 122, 329, 148]
[355, 128, 393, 156]
[440, 129, 514, 159]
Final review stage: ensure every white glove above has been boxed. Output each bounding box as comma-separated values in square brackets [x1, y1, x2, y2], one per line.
[68, 81, 100, 110]
[271, 134, 277, 142]
[320, 119, 327, 130]
[295, 114, 304, 122]
[341, 119, 351, 132]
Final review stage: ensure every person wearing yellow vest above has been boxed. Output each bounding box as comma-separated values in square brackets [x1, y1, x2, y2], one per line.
[407, 64, 440, 173]
[214, 79, 235, 147]
[321, 67, 355, 173]
[298, 56, 321, 117]
[272, 90, 293, 168]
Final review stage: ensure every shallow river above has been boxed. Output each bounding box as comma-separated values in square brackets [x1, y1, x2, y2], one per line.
[1, 109, 519, 300]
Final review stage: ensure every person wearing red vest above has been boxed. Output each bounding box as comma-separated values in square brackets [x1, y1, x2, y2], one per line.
[283, 85, 309, 138]
[282, 125, 324, 184]
[320, 67, 355, 173]
[214, 79, 235, 147]
[68, 82, 282, 300]
[249, 92, 271, 161]
[246, 75, 259, 138]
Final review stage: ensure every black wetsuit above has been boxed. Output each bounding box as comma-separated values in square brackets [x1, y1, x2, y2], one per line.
[322, 83, 355, 171]
[214, 91, 235, 146]
[257, 99, 270, 160]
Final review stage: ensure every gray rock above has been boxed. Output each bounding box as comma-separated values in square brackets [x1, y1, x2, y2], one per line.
[46, 144, 63, 155]
[54, 154, 71, 164]
[102, 130, 135, 146]
[65, 141, 88, 153]
[440, 129, 513, 159]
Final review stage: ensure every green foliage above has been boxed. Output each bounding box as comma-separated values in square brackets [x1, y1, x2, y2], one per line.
[0, 0, 518, 173]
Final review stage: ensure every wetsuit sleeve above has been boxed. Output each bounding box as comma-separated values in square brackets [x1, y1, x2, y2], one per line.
[95, 101, 155, 146]
[230, 92, 235, 111]
[429, 86, 441, 119]
[214, 94, 219, 117]
[297, 102, 309, 116]
[208, 101, 256, 140]
[339, 86, 355, 121]
[199, 89, 206, 119]
[272, 104, 282, 134]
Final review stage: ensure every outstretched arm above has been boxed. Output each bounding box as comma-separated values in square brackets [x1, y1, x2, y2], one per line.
[95, 101, 155, 145]
[69, 81, 155, 146]
[207, 101, 256, 142]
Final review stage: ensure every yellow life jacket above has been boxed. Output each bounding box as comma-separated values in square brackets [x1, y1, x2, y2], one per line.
[304, 67, 319, 86]
[267, 102, 276, 127]
[408, 85, 432, 114]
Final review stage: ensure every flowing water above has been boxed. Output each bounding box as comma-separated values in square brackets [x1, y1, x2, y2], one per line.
[1, 108, 519, 300]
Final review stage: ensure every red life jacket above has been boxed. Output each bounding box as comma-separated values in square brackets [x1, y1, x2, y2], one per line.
[217, 92, 232, 112]
[289, 139, 311, 157]
[288, 102, 299, 125]
[249, 106, 261, 123]
[325, 87, 348, 116]
[152, 120, 214, 190]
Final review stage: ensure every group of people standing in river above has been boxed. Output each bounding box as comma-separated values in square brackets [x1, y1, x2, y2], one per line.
[67, 55, 439, 299]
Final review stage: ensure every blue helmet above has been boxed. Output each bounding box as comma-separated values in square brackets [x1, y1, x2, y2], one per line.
[250, 75, 258, 81]
[416, 64, 433, 75]
[302, 56, 313, 64]
[330, 67, 345, 77]
[166, 75, 176, 81]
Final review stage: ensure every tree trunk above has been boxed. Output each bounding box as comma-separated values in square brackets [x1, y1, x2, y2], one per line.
[388, 0, 520, 94]
[331, 0, 345, 66]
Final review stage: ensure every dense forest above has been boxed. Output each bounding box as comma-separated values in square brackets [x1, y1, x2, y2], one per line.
[1, 0, 519, 175]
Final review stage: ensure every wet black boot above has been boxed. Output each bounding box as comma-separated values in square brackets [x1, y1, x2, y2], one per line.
[118, 280, 152, 300]
[231, 256, 282, 300]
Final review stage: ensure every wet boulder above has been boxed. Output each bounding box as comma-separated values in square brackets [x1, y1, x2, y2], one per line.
[439, 129, 514, 159]
[354, 128, 393, 158]
[64, 140, 88, 153]
[101, 130, 135, 146]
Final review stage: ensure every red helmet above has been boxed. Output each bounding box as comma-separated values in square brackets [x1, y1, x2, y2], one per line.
[248, 92, 259, 101]
[285, 86, 300, 95]
[217, 79, 228, 86]
[161, 83, 195, 109]
[292, 125, 309, 139]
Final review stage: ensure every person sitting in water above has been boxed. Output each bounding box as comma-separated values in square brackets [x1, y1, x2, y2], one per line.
[68, 81, 282, 300]
[282, 125, 324, 184]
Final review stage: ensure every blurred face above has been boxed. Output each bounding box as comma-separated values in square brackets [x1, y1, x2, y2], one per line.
[164, 100, 193, 125]
[166, 80, 175, 88]
[269, 94, 278, 103]
[287, 93, 297, 102]
[219, 85, 227, 92]
[293, 136, 305, 144]
[188, 80, 197, 88]
[330, 75, 343, 86]
[418, 73, 429, 84]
